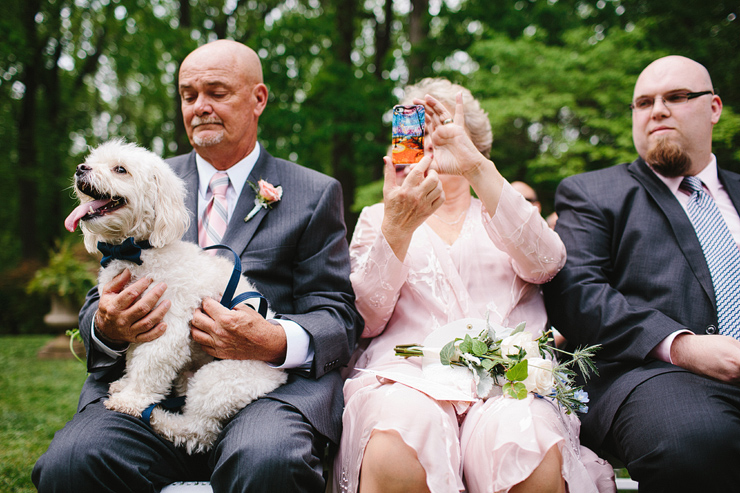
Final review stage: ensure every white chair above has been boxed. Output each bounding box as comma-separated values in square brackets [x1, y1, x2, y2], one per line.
[162, 476, 634, 492]
[161, 482, 213, 492]
[162, 480, 336, 492]
[615, 476, 639, 491]
[162, 462, 336, 493]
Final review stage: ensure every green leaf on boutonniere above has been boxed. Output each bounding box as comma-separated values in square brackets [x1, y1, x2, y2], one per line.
[505, 359, 529, 382]
[503, 381, 528, 400]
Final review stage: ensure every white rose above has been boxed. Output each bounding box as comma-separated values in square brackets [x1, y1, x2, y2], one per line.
[521, 358, 554, 395]
[500, 331, 540, 358]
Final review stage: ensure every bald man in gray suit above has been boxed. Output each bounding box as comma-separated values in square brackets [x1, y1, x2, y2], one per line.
[34, 40, 362, 493]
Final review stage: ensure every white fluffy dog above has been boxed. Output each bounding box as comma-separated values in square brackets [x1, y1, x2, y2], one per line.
[64, 139, 287, 453]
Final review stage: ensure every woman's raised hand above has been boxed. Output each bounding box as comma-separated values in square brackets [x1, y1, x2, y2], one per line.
[416, 92, 506, 213]
[414, 92, 488, 178]
[380, 154, 444, 260]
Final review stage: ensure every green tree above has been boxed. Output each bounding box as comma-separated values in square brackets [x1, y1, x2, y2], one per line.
[421, 0, 740, 209]
[460, 25, 662, 207]
[1, 0, 193, 265]
[2, 0, 739, 268]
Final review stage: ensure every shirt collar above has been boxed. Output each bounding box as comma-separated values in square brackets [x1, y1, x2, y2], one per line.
[651, 154, 720, 198]
[196, 144, 261, 199]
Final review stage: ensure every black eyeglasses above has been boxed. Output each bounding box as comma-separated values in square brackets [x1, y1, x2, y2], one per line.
[630, 90, 713, 111]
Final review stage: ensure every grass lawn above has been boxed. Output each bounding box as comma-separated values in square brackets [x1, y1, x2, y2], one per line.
[0, 335, 87, 493]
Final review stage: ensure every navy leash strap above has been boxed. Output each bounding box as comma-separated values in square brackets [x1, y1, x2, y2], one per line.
[203, 244, 242, 309]
[230, 290, 269, 318]
[141, 396, 186, 426]
[140, 244, 268, 427]
[203, 244, 268, 316]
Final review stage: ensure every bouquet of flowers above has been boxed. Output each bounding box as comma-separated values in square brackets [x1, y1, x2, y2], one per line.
[394, 321, 599, 414]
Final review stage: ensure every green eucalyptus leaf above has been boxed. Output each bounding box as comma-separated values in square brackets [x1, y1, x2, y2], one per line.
[502, 381, 527, 400]
[511, 321, 527, 335]
[471, 338, 488, 357]
[511, 382, 528, 399]
[505, 359, 529, 382]
[440, 340, 458, 366]
[459, 334, 473, 354]
[502, 381, 516, 398]
[476, 368, 494, 398]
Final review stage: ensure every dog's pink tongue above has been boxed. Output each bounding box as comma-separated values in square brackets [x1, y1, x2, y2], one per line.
[64, 199, 111, 232]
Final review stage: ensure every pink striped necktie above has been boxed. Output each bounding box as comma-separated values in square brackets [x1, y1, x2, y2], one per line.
[199, 172, 230, 248]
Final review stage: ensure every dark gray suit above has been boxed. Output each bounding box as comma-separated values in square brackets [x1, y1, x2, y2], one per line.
[544, 158, 740, 492]
[34, 146, 363, 492]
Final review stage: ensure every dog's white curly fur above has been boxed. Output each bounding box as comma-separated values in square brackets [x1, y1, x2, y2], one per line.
[72, 139, 287, 453]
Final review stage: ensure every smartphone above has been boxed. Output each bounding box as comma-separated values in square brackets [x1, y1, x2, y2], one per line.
[392, 104, 425, 167]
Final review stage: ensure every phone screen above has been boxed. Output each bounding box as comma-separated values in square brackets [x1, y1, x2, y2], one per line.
[392, 105, 425, 166]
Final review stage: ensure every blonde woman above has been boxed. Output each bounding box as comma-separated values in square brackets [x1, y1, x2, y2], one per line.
[336, 78, 615, 493]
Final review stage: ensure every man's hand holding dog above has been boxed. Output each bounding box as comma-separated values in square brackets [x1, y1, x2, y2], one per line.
[94, 269, 171, 345]
[191, 297, 288, 365]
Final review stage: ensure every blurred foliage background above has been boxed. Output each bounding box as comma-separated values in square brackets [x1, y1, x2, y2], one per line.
[1, 0, 739, 333]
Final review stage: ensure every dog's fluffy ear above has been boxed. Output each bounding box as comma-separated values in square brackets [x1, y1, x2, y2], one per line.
[148, 158, 191, 248]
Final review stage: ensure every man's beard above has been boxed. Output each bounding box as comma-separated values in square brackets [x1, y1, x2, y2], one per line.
[191, 117, 225, 147]
[193, 132, 224, 147]
[646, 138, 692, 178]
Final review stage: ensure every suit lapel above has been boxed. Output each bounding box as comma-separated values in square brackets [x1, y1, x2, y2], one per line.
[180, 152, 200, 244]
[719, 168, 740, 215]
[221, 145, 281, 256]
[628, 158, 715, 302]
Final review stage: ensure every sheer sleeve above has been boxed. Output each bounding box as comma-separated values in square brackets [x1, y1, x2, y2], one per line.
[483, 181, 566, 284]
[349, 204, 411, 339]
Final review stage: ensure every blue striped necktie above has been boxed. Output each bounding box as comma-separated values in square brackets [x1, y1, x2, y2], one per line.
[680, 175, 740, 338]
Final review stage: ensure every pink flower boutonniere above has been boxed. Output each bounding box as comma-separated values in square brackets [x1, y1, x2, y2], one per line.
[245, 179, 283, 222]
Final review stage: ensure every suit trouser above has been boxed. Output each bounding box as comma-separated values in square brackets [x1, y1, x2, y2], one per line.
[33, 396, 327, 493]
[604, 371, 740, 493]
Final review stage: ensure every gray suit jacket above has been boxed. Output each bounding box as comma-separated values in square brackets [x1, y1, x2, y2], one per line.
[543, 157, 740, 448]
[77, 145, 362, 444]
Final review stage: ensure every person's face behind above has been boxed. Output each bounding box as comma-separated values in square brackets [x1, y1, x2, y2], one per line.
[178, 44, 266, 159]
[631, 57, 721, 174]
[510, 181, 541, 213]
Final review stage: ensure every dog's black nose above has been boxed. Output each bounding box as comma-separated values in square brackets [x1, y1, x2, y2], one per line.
[75, 164, 91, 176]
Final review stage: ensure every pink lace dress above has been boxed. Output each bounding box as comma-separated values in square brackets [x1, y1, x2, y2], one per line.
[335, 182, 616, 493]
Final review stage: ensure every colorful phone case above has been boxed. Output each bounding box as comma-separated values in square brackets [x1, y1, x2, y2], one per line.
[392, 105, 425, 165]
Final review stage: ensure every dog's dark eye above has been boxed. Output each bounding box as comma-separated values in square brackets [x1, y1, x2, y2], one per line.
[114, 166, 127, 174]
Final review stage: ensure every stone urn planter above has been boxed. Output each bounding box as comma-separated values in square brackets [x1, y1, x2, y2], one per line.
[44, 294, 80, 330]
[27, 239, 97, 359]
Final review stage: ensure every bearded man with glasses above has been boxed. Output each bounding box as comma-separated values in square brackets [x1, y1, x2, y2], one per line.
[544, 55, 740, 492]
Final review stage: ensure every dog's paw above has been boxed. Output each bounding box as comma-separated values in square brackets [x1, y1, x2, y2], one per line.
[179, 432, 217, 455]
[150, 408, 221, 454]
[104, 391, 161, 418]
[150, 409, 178, 442]
[108, 379, 126, 394]
[104, 397, 143, 417]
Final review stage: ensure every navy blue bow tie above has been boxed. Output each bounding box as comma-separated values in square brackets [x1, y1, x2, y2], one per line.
[97, 238, 153, 267]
